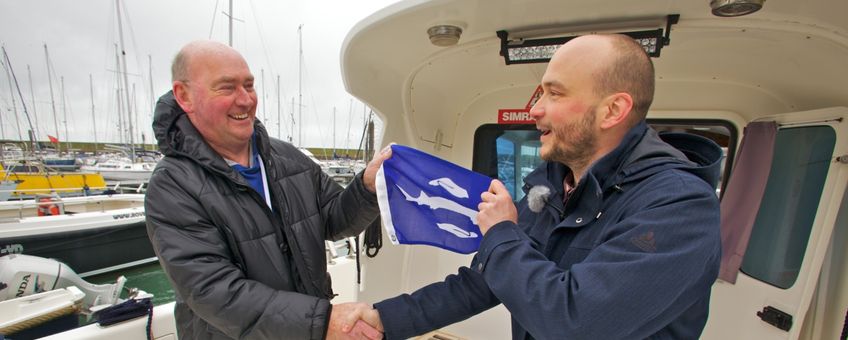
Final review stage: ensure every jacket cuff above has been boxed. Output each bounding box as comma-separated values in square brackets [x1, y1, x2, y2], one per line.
[373, 297, 416, 340]
[350, 171, 378, 204]
[315, 299, 332, 340]
[473, 221, 522, 274]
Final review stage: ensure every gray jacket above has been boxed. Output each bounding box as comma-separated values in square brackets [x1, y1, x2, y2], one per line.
[145, 91, 379, 339]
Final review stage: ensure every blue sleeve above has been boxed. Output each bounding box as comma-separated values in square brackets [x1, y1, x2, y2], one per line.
[475, 174, 721, 339]
[374, 265, 501, 339]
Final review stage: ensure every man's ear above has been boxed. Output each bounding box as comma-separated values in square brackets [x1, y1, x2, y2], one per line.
[173, 81, 193, 114]
[599, 92, 633, 130]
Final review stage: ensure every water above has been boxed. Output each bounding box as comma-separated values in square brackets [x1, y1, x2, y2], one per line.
[82, 241, 356, 308]
[86, 261, 176, 306]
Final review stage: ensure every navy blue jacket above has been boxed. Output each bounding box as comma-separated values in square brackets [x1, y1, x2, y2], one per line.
[374, 122, 723, 339]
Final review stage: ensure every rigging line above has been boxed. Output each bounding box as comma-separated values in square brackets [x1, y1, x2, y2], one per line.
[209, 0, 220, 40]
[302, 62, 332, 156]
[45, 47, 63, 138]
[121, 0, 150, 118]
[120, 0, 153, 143]
[247, 0, 280, 89]
[346, 99, 354, 149]
[354, 111, 373, 161]
[2, 47, 38, 148]
[61, 78, 74, 143]
[100, 0, 121, 144]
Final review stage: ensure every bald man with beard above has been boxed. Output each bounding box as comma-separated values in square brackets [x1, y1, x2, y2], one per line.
[343, 34, 723, 340]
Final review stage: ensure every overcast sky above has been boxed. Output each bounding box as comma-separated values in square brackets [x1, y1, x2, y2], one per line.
[0, 0, 399, 149]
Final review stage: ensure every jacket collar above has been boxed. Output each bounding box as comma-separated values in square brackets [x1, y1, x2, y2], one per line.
[522, 121, 649, 197]
[521, 120, 722, 228]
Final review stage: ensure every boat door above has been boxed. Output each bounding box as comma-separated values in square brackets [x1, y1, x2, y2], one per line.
[702, 107, 848, 339]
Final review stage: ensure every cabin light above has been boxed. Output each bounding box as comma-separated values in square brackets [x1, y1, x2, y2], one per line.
[710, 0, 764, 17]
[427, 25, 463, 47]
[497, 14, 679, 65]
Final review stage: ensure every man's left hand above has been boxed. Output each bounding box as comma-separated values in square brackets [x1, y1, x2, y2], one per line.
[363, 144, 393, 193]
[477, 179, 517, 235]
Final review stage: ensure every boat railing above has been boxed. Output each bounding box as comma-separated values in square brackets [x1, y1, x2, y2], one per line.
[2, 194, 63, 220]
[109, 181, 147, 194]
[1, 188, 114, 219]
[1, 186, 110, 198]
[325, 237, 358, 264]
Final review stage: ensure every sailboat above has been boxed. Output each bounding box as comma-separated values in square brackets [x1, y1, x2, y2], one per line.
[80, 1, 158, 184]
[0, 165, 106, 200]
[1, 44, 102, 201]
[80, 146, 159, 183]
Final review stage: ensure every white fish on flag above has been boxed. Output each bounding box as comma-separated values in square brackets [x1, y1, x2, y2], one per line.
[375, 145, 492, 254]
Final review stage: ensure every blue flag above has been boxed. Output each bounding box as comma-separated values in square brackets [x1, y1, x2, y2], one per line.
[376, 145, 493, 254]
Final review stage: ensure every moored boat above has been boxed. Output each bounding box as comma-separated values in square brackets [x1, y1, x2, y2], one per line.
[0, 286, 85, 338]
[0, 194, 155, 277]
[0, 180, 18, 202]
[0, 254, 165, 339]
[81, 158, 155, 182]
[1, 166, 107, 200]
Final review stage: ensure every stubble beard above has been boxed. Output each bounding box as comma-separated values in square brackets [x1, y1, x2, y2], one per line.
[541, 107, 597, 172]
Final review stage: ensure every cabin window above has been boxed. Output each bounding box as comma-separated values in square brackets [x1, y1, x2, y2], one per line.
[472, 125, 542, 201]
[647, 119, 737, 196]
[739, 126, 835, 289]
[473, 120, 737, 202]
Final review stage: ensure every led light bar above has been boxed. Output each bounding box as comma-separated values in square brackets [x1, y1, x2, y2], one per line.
[498, 15, 679, 65]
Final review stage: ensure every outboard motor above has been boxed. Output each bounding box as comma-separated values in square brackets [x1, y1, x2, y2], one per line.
[0, 254, 126, 309]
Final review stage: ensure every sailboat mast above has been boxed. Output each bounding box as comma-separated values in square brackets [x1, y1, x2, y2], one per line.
[0, 104, 4, 141]
[332, 106, 336, 157]
[44, 44, 60, 151]
[298, 24, 303, 148]
[2, 51, 23, 141]
[26, 64, 40, 150]
[3, 47, 38, 152]
[346, 98, 353, 151]
[61, 76, 70, 151]
[117, 88, 123, 145]
[149, 55, 154, 151]
[276, 75, 281, 139]
[90, 74, 98, 155]
[228, 0, 234, 47]
[132, 83, 138, 148]
[114, 44, 124, 145]
[116, 0, 135, 161]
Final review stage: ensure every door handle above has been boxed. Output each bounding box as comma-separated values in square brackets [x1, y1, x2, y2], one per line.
[757, 306, 793, 331]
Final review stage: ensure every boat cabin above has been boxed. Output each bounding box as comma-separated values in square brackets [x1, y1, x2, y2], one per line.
[341, 0, 848, 339]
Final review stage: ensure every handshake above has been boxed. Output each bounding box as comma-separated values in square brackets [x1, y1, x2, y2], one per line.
[328, 302, 384, 340]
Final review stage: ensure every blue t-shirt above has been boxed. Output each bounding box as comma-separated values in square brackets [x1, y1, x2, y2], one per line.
[230, 138, 267, 203]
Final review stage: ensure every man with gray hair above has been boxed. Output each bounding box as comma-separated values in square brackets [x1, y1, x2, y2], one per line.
[146, 40, 386, 340]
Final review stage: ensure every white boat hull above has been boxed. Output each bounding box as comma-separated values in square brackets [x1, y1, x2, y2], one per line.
[0, 194, 155, 277]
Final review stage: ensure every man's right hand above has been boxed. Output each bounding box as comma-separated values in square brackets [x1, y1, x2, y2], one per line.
[348, 320, 383, 340]
[328, 302, 384, 340]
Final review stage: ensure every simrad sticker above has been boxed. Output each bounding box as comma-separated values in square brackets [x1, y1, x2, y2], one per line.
[497, 85, 542, 124]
